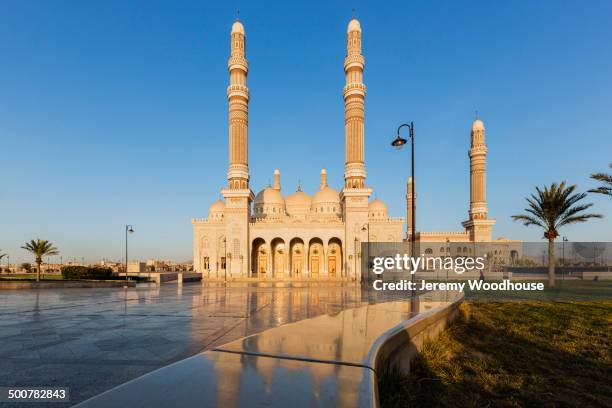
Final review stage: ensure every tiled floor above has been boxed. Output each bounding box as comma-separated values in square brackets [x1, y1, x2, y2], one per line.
[0, 282, 404, 407]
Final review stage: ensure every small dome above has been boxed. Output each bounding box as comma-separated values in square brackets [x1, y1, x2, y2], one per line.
[286, 189, 312, 217]
[208, 199, 225, 220]
[369, 199, 388, 219]
[472, 118, 485, 131]
[369, 199, 387, 212]
[254, 187, 285, 216]
[311, 186, 341, 215]
[347, 18, 361, 33]
[231, 21, 245, 34]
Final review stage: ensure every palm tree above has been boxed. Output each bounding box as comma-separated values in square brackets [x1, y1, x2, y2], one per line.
[589, 163, 612, 198]
[512, 182, 602, 288]
[21, 239, 59, 282]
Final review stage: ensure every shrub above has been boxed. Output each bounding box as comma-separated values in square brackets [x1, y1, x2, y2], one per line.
[61, 266, 113, 280]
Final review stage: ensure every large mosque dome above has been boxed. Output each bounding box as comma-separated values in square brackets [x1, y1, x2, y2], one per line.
[286, 188, 312, 217]
[254, 187, 285, 216]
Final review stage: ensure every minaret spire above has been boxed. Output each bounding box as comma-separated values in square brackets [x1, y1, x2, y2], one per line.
[227, 17, 249, 190]
[343, 16, 366, 189]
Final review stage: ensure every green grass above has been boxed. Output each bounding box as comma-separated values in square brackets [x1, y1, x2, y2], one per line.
[462, 279, 612, 301]
[380, 301, 612, 407]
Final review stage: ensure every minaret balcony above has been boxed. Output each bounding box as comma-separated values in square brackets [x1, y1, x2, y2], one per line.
[227, 56, 248, 71]
[343, 83, 366, 98]
[344, 54, 365, 70]
[227, 85, 250, 99]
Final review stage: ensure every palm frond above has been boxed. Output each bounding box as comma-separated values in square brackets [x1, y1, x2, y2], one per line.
[513, 181, 603, 236]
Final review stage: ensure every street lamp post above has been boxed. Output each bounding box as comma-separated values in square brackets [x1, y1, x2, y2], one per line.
[391, 122, 416, 279]
[125, 225, 134, 285]
[354, 237, 358, 284]
[562, 236, 568, 280]
[361, 224, 370, 282]
[223, 238, 227, 282]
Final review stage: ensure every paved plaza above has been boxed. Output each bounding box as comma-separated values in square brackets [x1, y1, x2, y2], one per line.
[0, 282, 405, 407]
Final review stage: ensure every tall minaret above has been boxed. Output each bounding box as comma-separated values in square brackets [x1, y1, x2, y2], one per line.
[341, 17, 372, 281]
[343, 18, 366, 189]
[462, 117, 495, 241]
[222, 18, 254, 278]
[227, 19, 250, 190]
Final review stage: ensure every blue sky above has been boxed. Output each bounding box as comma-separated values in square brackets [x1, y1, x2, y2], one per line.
[1, 0, 611, 263]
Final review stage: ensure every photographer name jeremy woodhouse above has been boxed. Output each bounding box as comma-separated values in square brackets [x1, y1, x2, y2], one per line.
[372, 279, 545, 292]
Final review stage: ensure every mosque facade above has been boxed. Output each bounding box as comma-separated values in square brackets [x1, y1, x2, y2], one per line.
[192, 17, 510, 280]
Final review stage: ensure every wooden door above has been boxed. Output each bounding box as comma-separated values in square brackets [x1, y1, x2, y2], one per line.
[311, 257, 319, 278]
[328, 256, 336, 278]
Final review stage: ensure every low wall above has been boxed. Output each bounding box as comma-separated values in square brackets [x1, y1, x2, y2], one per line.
[370, 294, 463, 380]
[0, 280, 136, 290]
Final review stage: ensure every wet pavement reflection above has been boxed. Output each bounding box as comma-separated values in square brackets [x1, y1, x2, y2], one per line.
[0, 282, 408, 407]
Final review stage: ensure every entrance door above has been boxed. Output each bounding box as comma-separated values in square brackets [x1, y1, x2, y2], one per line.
[328, 256, 336, 278]
[311, 257, 319, 279]
[258, 253, 267, 277]
[275, 253, 284, 278]
[293, 256, 302, 278]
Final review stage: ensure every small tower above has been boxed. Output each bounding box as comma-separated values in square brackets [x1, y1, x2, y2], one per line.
[462, 117, 495, 241]
[320, 169, 327, 189]
[273, 169, 281, 191]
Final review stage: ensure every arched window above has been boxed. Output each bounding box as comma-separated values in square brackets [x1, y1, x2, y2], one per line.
[425, 248, 433, 254]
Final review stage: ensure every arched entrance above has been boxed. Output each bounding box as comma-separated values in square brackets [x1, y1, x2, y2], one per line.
[251, 238, 267, 278]
[308, 238, 324, 279]
[271, 238, 286, 278]
[290, 238, 305, 278]
[328, 238, 342, 278]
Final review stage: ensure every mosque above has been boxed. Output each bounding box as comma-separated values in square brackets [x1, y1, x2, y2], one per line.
[192, 17, 511, 280]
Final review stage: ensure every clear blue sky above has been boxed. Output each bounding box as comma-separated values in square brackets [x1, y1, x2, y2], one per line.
[1, 0, 611, 264]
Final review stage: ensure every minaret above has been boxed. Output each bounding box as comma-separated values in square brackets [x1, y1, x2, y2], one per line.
[320, 169, 327, 189]
[273, 169, 281, 191]
[341, 17, 372, 282]
[406, 177, 415, 238]
[227, 19, 250, 190]
[343, 18, 366, 189]
[462, 117, 495, 241]
[221, 18, 254, 278]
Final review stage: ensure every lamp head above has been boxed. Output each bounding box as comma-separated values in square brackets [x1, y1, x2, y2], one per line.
[391, 135, 407, 149]
[127, 226, 134, 234]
